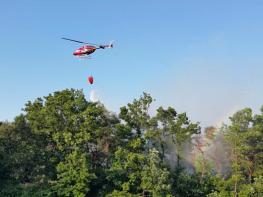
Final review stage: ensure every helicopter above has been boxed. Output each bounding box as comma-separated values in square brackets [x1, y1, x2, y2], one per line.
[62, 37, 113, 57]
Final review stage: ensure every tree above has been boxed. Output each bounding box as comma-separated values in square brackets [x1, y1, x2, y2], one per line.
[223, 108, 252, 197]
[0, 116, 53, 196]
[146, 106, 200, 166]
[23, 89, 116, 196]
[141, 148, 172, 197]
[119, 92, 153, 136]
[244, 106, 263, 181]
[216, 107, 263, 196]
[172, 166, 217, 197]
[2, 88, 262, 197]
[107, 93, 153, 195]
[53, 150, 95, 196]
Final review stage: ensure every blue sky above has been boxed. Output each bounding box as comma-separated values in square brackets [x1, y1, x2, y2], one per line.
[1, 1, 263, 126]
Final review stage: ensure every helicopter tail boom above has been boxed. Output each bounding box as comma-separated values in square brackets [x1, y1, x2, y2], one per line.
[99, 40, 114, 49]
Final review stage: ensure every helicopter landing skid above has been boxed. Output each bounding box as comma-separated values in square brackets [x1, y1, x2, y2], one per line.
[78, 55, 92, 59]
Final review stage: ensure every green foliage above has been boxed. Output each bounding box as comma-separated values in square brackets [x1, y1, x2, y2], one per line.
[106, 190, 138, 197]
[208, 176, 263, 197]
[0, 182, 52, 197]
[172, 167, 218, 197]
[1, 89, 263, 197]
[119, 92, 153, 135]
[141, 148, 172, 196]
[146, 106, 200, 166]
[53, 151, 95, 196]
[0, 181, 23, 197]
[107, 146, 146, 193]
[218, 107, 263, 196]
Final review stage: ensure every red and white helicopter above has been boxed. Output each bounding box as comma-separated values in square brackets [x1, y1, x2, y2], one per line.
[62, 37, 113, 58]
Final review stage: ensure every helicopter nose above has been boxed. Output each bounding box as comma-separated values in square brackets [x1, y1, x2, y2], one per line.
[73, 51, 79, 56]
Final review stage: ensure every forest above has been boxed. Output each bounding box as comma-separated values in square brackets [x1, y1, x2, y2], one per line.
[0, 89, 262, 197]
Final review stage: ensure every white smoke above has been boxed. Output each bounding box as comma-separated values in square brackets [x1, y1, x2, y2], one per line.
[90, 89, 99, 102]
[213, 106, 241, 128]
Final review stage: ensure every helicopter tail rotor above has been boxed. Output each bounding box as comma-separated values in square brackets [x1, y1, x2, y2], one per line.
[108, 40, 114, 48]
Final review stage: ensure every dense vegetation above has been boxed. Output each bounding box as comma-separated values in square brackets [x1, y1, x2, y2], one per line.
[0, 89, 262, 196]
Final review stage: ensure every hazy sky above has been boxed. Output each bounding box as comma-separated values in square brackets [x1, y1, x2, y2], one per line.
[1, 1, 263, 127]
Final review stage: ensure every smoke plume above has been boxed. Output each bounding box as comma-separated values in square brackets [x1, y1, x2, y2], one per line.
[90, 89, 99, 102]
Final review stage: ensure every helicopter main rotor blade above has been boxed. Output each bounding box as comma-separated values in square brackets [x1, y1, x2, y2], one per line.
[62, 37, 99, 46]
[62, 37, 87, 44]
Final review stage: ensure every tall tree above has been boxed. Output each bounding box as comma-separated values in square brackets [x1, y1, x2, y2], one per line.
[224, 108, 252, 197]
[146, 106, 200, 166]
[107, 93, 154, 195]
[119, 92, 153, 136]
[215, 107, 263, 196]
[141, 148, 172, 197]
[24, 89, 117, 196]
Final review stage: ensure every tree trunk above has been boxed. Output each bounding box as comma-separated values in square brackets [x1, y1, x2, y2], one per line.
[234, 181, 237, 197]
[177, 154, 180, 167]
[161, 143, 165, 162]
